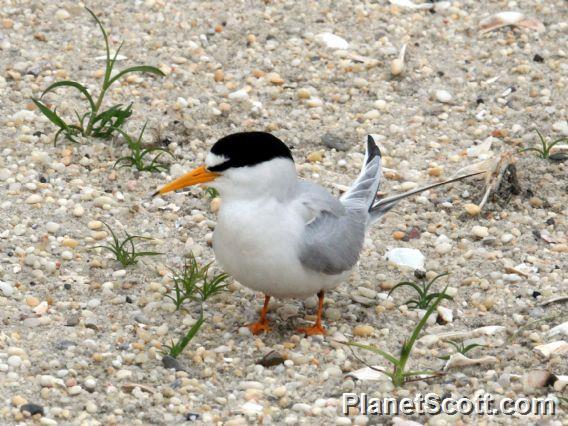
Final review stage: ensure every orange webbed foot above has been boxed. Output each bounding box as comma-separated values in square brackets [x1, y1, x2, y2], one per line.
[296, 323, 326, 336]
[247, 320, 271, 335]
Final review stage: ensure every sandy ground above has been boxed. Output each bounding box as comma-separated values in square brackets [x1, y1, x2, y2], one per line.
[0, 0, 567, 425]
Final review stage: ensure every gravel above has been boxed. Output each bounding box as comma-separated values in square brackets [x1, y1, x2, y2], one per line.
[0, 0, 567, 424]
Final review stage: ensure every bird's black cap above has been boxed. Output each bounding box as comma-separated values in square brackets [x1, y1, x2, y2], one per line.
[208, 132, 293, 172]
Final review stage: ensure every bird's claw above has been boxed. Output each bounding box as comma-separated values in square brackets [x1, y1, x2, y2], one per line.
[246, 320, 271, 335]
[296, 324, 326, 336]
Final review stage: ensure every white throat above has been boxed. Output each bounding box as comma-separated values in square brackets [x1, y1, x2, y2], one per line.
[210, 158, 297, 201]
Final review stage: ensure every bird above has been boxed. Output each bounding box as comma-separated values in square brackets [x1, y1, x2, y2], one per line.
[154, 131, 480, 336]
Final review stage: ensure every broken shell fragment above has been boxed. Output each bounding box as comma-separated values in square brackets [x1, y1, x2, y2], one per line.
[540, 296, 568, 306]
[419, 325, 506, 346]
[534, 341, 568, 358]
[385, 247, 425, 270]
[549, 322, 568, 338]
[346, 365, 387, 381]
[315, 32, 349, 50]
[34, 301, 49, 315]
[525, 370, 556, 389]
[479, 11, 545, 34]
[390, 0, 433, 10]
[444, 353, 498, 370]
[436, 306, 453, 324]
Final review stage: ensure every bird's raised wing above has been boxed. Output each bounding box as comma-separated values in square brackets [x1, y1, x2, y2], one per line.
[294, 181, 366, 275]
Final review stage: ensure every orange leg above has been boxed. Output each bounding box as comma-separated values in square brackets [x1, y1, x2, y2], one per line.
[246, 294, 271, 335]
[297, 290, 326, 336]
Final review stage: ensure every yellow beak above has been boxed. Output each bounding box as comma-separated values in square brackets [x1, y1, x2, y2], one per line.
[153, 165, 219, 196]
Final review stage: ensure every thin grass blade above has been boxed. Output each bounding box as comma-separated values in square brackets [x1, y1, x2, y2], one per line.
[32, 99, 68, 129]
[346, 341, 399, 366]
[41, 80, 95, 111]
[107, 66, 165, 87]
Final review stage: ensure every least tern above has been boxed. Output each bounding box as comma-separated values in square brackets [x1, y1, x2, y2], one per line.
[155, 132, 479, 335]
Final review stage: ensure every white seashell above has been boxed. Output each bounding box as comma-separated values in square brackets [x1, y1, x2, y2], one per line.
[34, 301, 49, 315]
[541, 296, 568, 306]
[385, 247, 425, 270]
[228, 89, 249, 101]
[95, 54, 127, 61]
[534, 341, 568, 358]
[315, 32, 349, 50]
[435, 89, 452, 103]
[240, 401, 263, 414]
[444, 353, 498, 370]
[474, 325, 506, 336]
[419, 325, 506, 346]
[390, 0, 433, 10]
[479, 11, 545, 33]
[0, 281, 14, 297]
[549, 322, 568, 338]
[346, 365, 387, 381]
[437, 306, 453, 323]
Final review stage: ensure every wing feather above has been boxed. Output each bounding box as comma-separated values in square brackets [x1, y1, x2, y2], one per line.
[295, 182, 365, 275]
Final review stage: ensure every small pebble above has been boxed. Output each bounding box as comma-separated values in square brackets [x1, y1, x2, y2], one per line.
[8, 355, 22, 367]
[73, 205, 85, 217]
[0, 281, 14, 297]
[20, 403, 44, 416]
[391, 58, 404, 76]
[25, 194, 42, 204]
[435, 89, 453, 103]
[46, 222, 60, 233]
[353, 325, 374, 337]
[68, 385, 82, 396]
[55, 9, 70, 20]
[472, 225, 489, 239]
[116, 369, 132, 379]
[88, 220, 103, 230]
[464, 203, 481, 216]
[501, 233, 514, 244]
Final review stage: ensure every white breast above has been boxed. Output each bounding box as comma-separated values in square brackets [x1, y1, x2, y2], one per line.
[213, 197, 346, 298]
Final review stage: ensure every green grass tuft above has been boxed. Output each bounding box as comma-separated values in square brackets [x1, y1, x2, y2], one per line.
[163, 254, 229, 358]
[204, 187, 220, 199]
[519, 128, 567, 160]
[113, 122, 173, 172]
[437, 340, 484, 361]
[388, 272, 452, 310]
[91, 222, 161, 267]
[32, 7, 164, 145]
[347, 287, 450, 387]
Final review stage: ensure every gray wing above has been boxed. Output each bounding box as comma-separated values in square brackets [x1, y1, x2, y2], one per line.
[295, 181, 366, 275]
